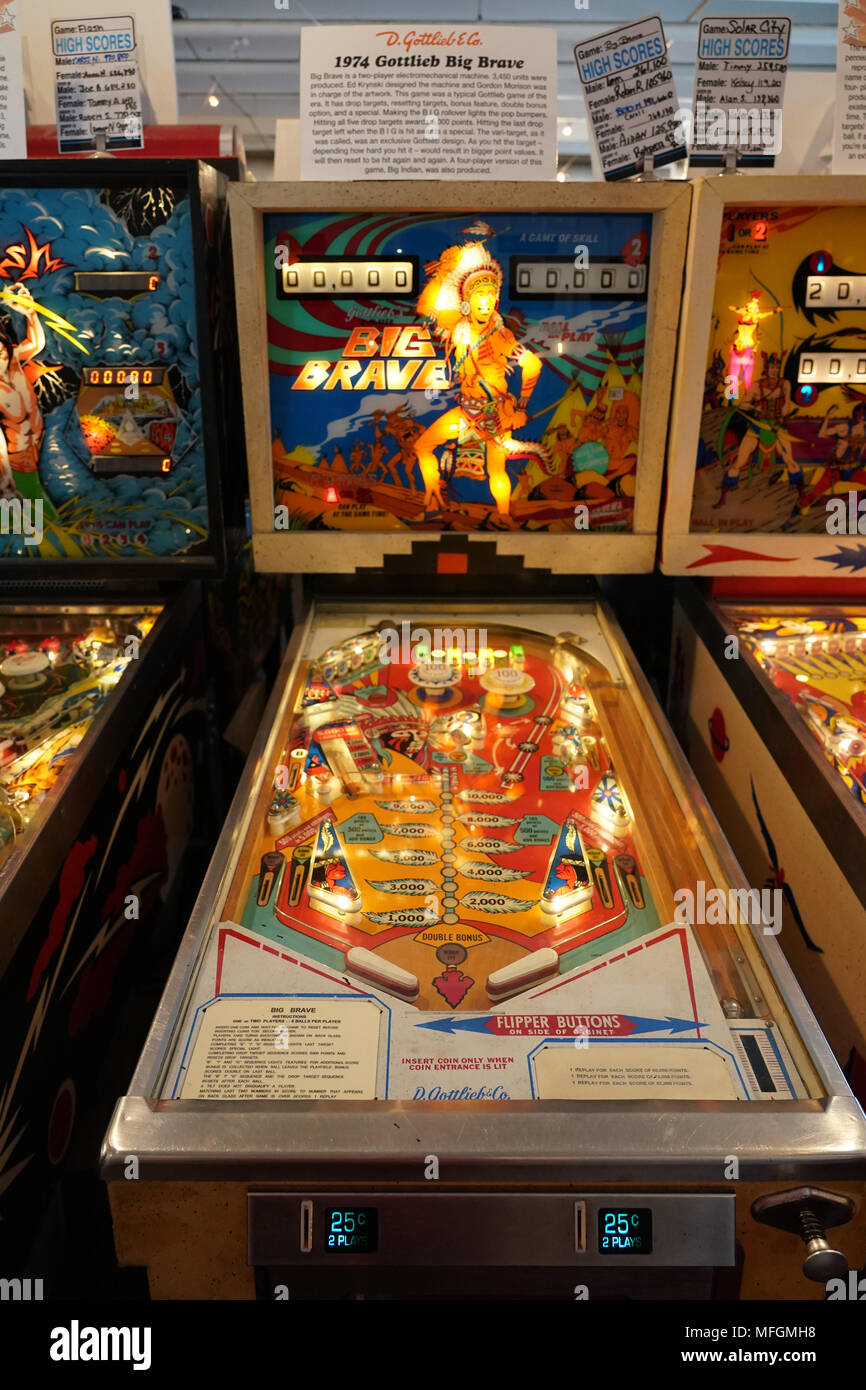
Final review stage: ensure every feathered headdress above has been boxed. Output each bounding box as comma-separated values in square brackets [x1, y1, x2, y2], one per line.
[417, 241, 503, 335]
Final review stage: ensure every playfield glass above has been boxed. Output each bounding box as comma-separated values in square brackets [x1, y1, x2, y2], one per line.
[156, 604, 818, 1106]
[264, 211, 652, 533]
[0, 607, 160, 864]
[732, 607, 866, 806]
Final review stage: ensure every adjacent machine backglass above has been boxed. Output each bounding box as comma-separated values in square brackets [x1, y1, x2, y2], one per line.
[264, 211, 652, 533]
[158, 605, 811, 1106]
[0, 182, 210, 560]
[691, 203, 866, 535]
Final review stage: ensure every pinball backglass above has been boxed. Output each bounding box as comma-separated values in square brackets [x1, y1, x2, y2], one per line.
[663, 177, 866, 577]
[0, 161, 225, 571]
[231, 181, 690, 574]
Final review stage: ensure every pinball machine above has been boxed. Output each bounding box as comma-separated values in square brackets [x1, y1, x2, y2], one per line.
[663, 176, 866, 1108]
[102, 182, 866, 1301]
[0, 158, 232, 1277]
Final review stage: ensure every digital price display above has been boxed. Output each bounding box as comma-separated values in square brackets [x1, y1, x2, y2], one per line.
[86, 367, 165, 386]
[323, 1206, 378, 1254]
[598, 1207, 652, 1254]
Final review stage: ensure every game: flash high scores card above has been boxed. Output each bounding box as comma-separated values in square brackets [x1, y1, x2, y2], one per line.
[264, 210, 652, 533]
[693, 203, 866, 536]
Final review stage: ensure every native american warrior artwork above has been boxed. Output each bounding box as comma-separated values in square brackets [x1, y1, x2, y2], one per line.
[413, 241, 547, 522]
[691, 204, 866, 535]
[266, 210, 651, 534]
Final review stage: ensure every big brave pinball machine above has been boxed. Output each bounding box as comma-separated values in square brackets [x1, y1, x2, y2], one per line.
[0, 157, 234, 1278]
[103, 181, 866, 1301]
[663, 176, 866, 1113]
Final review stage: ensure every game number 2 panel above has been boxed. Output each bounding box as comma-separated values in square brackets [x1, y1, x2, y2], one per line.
[663, 177, 866, 577]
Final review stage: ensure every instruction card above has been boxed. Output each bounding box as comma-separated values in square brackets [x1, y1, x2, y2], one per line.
[52, 13, 143, 153]
[180, 996, 381, 1100]
[300, 25, 557, 181]
[690, 15, 790, 167]
[834, 3, 866, 170]
[574, 15, 684, 180]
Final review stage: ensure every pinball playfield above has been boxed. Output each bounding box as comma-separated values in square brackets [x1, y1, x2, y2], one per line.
[0, 607, 159, 864]
[733, 609, 866, 807]
[160, 603, 809, 1106]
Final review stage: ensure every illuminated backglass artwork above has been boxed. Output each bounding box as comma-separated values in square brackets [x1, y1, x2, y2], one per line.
[264, 210, 653, 533]
[692, 204, 866, 536]
[0, 182, 210, 560]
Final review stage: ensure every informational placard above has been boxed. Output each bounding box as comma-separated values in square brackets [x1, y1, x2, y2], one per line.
[574, 16, 684, 181]
[834, 3, 866, 170]
[52, 13, 143, 153]
[0, 2, 26, 157]
[690, 16, 790, 168]
[300, 25, 557, 181]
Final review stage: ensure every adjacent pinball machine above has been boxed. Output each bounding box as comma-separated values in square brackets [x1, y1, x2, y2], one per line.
[103, 182, 866, 1301]
[663, 176, 866, 1109]
[0, 159, 232, 1277]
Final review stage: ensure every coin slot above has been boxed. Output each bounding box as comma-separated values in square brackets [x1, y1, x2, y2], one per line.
[300, 1200, 313, 1253]
[574, 1200, 586, 1253]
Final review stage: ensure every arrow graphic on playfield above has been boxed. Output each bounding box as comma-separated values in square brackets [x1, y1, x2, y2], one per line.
[416, 1013, 705, 1037]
